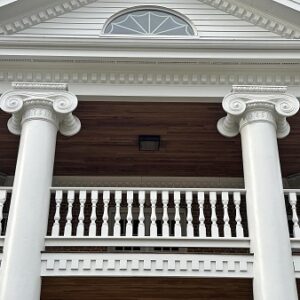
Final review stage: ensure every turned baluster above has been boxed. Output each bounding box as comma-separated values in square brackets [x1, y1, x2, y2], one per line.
[101, 191, 110, 237]
[51, 190, 62, 236]
[126, 191, 133, 237]
[138, 191, 145, 237]
[198, 192, 206, 237]
[289, 192, 300, 238]
[113, 191, 122, 237]
[186, 191, 194, 237]
[234, 192, 244, 237]
[0, 190, 7, 235]
[150, 191, 157, 237]
[64, 190, 75, 236]
[222, 192, 232, 237]
[210, 192, 219, 237]
[77, 190, 87, 236]
[174, 191, 181, 237]
[162, 191, 169, 237]
[89, 190, 98, 237]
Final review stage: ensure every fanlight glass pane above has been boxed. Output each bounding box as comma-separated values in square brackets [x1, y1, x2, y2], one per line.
[105, 10, 194, 36]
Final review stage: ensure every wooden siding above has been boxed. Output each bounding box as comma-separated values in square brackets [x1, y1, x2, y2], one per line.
[0, 101, 300, 178]
[41, 277, 254, 300]
[17, 0, 282, 39]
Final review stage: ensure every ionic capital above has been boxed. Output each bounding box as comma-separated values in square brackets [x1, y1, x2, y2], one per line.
[0, 82, 81, 136]
[217, 85, 299, 139]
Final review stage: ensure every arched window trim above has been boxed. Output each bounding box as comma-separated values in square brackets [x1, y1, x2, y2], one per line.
[101, 5, 197, 37]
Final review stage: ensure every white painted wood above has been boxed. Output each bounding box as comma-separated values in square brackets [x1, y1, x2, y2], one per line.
[89, 190, 98, 237]
[125, 191, 133, 237]
[138, 191, 145, 237]
[289, 192, 300, 238]
[101, 191, 110, 237]
[76, 190, 86, 237]
[51, 190, 62, 236]
[64, 190, 75, 237]
[17, 0, 282, 39]
[185, 191, 193, 237]
[222, 192, 231, 238]
[174, 191, 181, 237]
[198, 192, 206, 237]
[233, 192, 244, 238]
[162, 191, 169, 237]
[0, 190, 7, 235]
[150, 191, 157, 237]
[209, 192, 219, 238]
[113, 191, 122, 237]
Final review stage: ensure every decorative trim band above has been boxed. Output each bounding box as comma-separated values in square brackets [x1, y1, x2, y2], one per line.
[40, 253, 254, 278]
[12, 82, 68, 91]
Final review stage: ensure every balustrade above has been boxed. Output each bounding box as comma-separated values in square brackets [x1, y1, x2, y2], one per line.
[46, 188, 248, 239]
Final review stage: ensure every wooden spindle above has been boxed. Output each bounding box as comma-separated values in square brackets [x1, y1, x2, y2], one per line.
[289, 192, 300, 238]
[0, 190, 7, 236]
[138, 191, 145, 237]
[150, 191, 157, 237]
[210, 192, 219, 237]
[89, 190, 98, 237]
[162, 191, 169, 237]
[101, 191, 110, 237]
[51, 190, 62, 236]
[77, 190, 87, 236]
[64, 190, 75, 236]
[126, 191, 133, 237]
[234, 192, 244, 237]
[113, 191, 122, 237]
[222, 192, 232, 237]
[186, 191, 194, 237]
[198, 192, 206, 237]
[174, 191, 181, 237]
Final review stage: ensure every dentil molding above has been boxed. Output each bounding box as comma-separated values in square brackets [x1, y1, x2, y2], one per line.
[217, 85, 300, 138]
[0, 82, 81, 136]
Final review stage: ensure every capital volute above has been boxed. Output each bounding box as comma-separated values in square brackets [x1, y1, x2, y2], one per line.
[217, 85, 299, 139]
[0, 82, 81, 136]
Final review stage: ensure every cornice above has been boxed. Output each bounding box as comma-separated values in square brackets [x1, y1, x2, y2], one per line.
[200, 0, 300, 39]
[0, 0, 97, 35]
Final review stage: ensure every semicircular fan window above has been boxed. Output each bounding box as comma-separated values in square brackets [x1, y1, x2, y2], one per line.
[104, 9, 194, 36]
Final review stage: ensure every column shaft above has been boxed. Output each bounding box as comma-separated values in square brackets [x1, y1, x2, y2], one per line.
[241, 120, 297, 300]
[0, 120, 57, 300]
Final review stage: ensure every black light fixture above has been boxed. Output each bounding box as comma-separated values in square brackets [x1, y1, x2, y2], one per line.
[139, 135, 160, 151]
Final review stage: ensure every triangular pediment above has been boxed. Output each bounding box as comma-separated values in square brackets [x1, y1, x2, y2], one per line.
[0, 0, 299, 39]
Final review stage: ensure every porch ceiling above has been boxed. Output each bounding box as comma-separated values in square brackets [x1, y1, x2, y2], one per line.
[0, 101, 299, 178]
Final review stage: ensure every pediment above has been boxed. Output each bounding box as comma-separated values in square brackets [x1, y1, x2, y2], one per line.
[0, 0, 299, 39]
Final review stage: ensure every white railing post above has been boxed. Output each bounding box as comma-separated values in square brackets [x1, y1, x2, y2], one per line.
[64, 190, 75, 237]
[289, 192, 300, 238]
[0, 190, 7, 235]
[186, 191, 194, 237]
[234, 192, 244, 238]
[222, 192, 232, 237]
[138, 191, 145, 237]
[162, 191, 169, 237]
[113, 191, 122, 237]
[101, 191, 110, 237]
[126, 191, 133, 237]
[174, 191, 181, 237]
[76, 190, 86, 237]
[198, 192, 206, 237]
[89, 190, 98, 237]
[150, 191, 157, 237]
[209, 192, 219, 238]
[51, 190, 62, 236]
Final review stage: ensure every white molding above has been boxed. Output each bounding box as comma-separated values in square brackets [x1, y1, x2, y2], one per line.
[44, 237, 251, 249]
[40, 253, 254, 278]
[200, 0, 300, 39]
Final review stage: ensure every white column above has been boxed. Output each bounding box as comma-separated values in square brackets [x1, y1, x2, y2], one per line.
[218, 85, 299, 300]
[0, 82, 81, 300]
